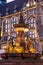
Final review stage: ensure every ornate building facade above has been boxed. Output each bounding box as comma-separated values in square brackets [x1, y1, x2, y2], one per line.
[0, 0, 43, 54]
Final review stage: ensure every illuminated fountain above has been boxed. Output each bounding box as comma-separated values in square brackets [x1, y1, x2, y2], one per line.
[13, 12, 36, 53]
[1, 12, 41, 59]
[13, 12, 29, 53]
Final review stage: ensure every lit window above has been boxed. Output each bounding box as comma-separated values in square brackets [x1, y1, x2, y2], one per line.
[29, 24, 34, 27]
[5, 29, 7, 32]
[11, 17, 16, 32]
[14, 18, 16, 21]
[13, 17, 16, 24]
[29, 31, 34, 38]
[29, 17, 35, 27]
[5, 20, 8, 24]
[12, 28, 14, 31]
[5, 25, 7, 29]
[3, 19, 10, 33]
[8, 36, 10, 41]
[15, 17, 18, 23]
[30, 31, 34, 34]
[13, 17, 19, 24]
[12, 23, 13, 27]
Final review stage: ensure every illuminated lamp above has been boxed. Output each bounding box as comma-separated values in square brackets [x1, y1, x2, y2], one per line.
[26, 2, 30, 7]
[33, 1, 36, 5]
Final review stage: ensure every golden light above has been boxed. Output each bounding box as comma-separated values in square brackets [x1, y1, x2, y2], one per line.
[1, 31, 3, 37]
[15, 43, 20, 47]
[26, 2, 30, 7]
[29, 47, 36, 53]
[25, 37, 27, 40]
[14, 27, 29, 32]
[1, 44, 7, 50]
[24, 28, 29, 32]
[33, 1, 36, 5]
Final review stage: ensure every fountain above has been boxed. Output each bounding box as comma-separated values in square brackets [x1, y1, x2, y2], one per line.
[1, 12, 41, 59]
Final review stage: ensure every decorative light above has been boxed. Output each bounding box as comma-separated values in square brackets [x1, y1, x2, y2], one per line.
[14, 27, 29, 32]
[24, 28, 29, 32]
[33, 1, 36, 5]
[2, 45, 7, 50]
[25, 37, 27, 40]
[26, 2, 30, 7]
[1, 31, 3, 37]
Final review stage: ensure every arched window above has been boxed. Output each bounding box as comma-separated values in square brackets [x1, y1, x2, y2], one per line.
[11, 16, 19, 32]
[3, 19, 10, 34]
[13, 16, 19, 24]
[23, 12, 27, 24]
[28, 17, 35, 38]
[29, 17, 35, 27]
[29, 31, 35, 38]
[5, 19, 8, 32]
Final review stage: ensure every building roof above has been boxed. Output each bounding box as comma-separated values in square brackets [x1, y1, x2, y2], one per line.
[0, 0, 28, 16]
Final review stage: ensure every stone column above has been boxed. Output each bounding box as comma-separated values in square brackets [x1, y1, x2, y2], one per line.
[38, 41, 42, 54]
[36, 0, 42, 54]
